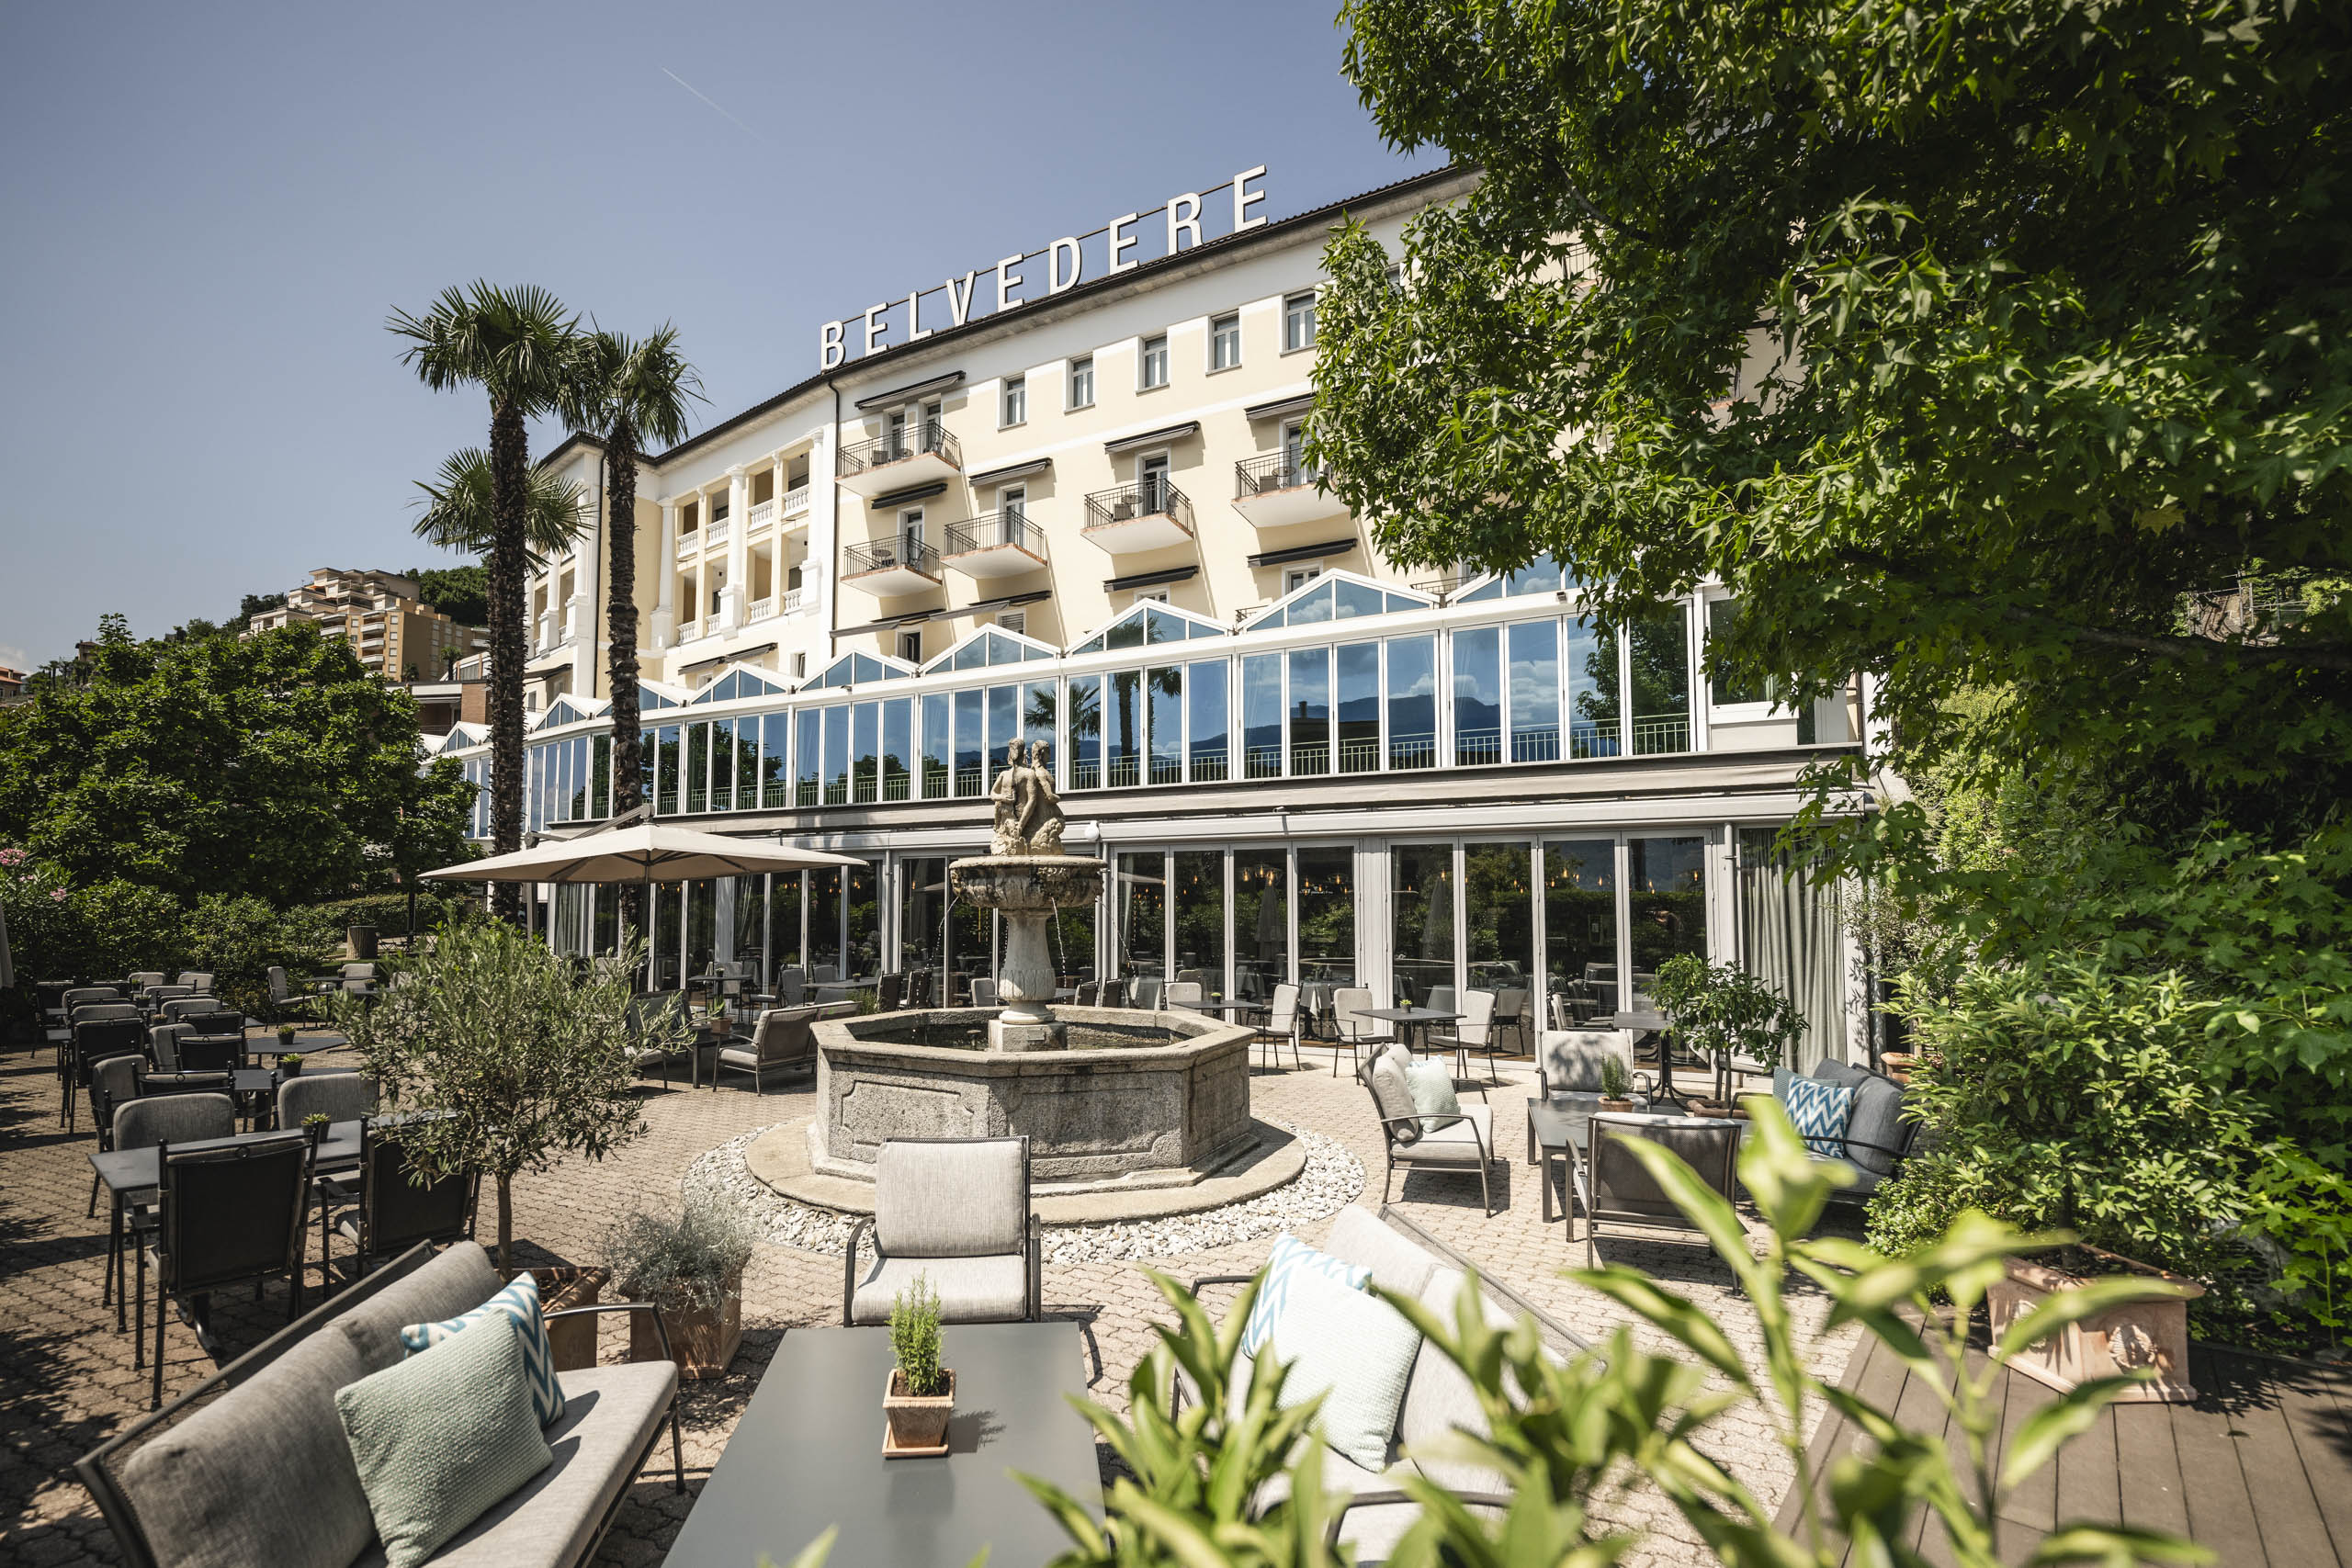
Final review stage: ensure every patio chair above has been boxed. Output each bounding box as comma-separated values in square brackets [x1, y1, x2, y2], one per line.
[140, 1132, 311, 1406]
[712, 1006, 820, 1094]
[1098, 977, 1128, 1008]
[1575, 1114, 1741, 1268]
[904, 969, 935, 1009]
[1494, 987, 1532, 1057]
[159, 998, 222, 1026]
[1428, 985, 1458, 1016]
[970, 976, 1001, 1008]
[627, 989, 693, 1089]
[314, 1122, 476, 1285]
[774, 970, 808, 1007]
[1539, 1028, 1638, 1095]
[69, 1020, 150, 1133]
[843, 1135, 1040, 1325]
[1251, 982, 1304, 1072]
[1425, 988, 1503, 1086]
[1132, 976, 1164, 1010]
[86, 1055, 148, 1215]
[1766, 1061, 1920, 1205]
[276, 1071, 376, 1131]
[126, 971, 165, 994]
[103, 1092, 237, 1330]
[264, 965, 324, 1024]
[1165, 980, 1206, 1012]
[175, 1033, 243, 1073]
[1330, 987, 1393, 1078]
[143, 986, 195, 1013]
[145, 1024, 187, 1072]
[1072, 980, 1101, 1006]
[174, 971, 215, 993]
[137, 1070, 233, 1098]
[875, 972, 903, 1011]
[1360, 1048, 1497, 1215]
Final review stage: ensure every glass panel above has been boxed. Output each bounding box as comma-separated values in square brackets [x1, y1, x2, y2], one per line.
[684, 878, 717, 986]
[762, 713, 790, 807]
[1334, 578, 1385, 620]
[1172, 851, 1225, 994]
[988, 684, 1016, 783]
[1148, 667, 1183, 784]
[1707, 598, 1770, 705]
[1107, 670, 1142, 788]
[592, 734, 611, 819]
[737, 716, 761, 810]
[1336, 641, 1379, 773]
[882, 697, 912, 801]
[1287, 647, 1329, 775]
[593, 883, 616, 954]
[1187, 659, 1227, 782]
[1545, 840, 1618, 1021]
[1241, 654, 1283, 779]
[1296, 847, 1355, 988]
[1232, 849, 1288, 1001]
[1106, 610, 1147, 651]
[1390, 843, 1454, 1007]
[1289, 582, 1334, 625]
[954, 688, 985, 796]
[853, 701, 880, 803]
[1385, 634, 1437, 769]
[845, 860, 880, 978]
[796, 709, 821, 806]
[685, 720, 710, 813]
[1022, 681, 1056, 773]
[808, 869, 842, 980]
[1453, 626, 1501, 765]
[1069, 675, 1102, 789]
[823, 705, 850, 805]
[657, 725, 681, 815]
[1629, 604, 1692, 754]
[730, 874, 766, 986]
[1464, 840, 1535, 1009]
[1116, 851, 1165, 983]
[1567, 615, 1620, 758]
[1508, 619, 1561, 763]
[639, 728, 655, 813]
[921, 693, 951, 798]
[1628, 836, 1707, 998]
[570, 738, 589, 820]
[770, 873, 805, 969]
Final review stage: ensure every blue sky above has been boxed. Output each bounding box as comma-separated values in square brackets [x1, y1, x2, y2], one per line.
[0, 1, 1436, 671]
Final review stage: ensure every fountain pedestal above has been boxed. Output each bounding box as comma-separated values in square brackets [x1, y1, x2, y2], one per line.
[949, 854, 1107, 1052]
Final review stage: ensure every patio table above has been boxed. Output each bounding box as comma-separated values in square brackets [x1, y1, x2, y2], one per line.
[1360, 1004, 1462, 1060]
[1525, 1097, 1747, 1229]
[662, 1321, 1100, 1568]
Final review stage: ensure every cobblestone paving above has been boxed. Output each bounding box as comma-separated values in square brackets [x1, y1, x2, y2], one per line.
[0, 1034, 1861, 1568]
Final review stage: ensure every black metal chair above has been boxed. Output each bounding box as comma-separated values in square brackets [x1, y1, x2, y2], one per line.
[69, 1020, 150, 1133]
[314, 1122, 476, 1286]
[85, 1055, 147, 1215]
[875, 972, 903, 1011]
[1575, 1114, 1743, 1268]
[183, 1009, 245, 1041]
[175, 1034, 243, 1073]
[62, 999, 139, 1084]
[103, 1092, 236, 1331]
[141, 1133, 311, 1407]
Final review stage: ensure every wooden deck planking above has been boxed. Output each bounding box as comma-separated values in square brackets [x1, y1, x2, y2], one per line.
[1996, 1371, 2061, 1536]
[2272, 1360, 2352, 1562]
[2200, 1348, 2344, 1568]
[2111, 1404, 2188, 1540]
[1891, 1348, 1956, 1561]
[2168, 1354, 2268, 1568]
[1773, 1331, 1885, 1538]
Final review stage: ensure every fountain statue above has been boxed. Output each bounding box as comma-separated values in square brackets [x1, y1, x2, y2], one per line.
[950, 740, 1106, 1051]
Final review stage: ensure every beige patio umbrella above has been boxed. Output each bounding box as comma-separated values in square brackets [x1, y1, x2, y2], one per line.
[419, 822, 865, 886]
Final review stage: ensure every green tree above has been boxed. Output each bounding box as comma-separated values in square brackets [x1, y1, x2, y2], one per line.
[560, 326, 701, 942]
[0, 615, 473, 906]
[390, 284, 579, 918]
[406, 564, 488, 627]
[238, 592, 287, 621]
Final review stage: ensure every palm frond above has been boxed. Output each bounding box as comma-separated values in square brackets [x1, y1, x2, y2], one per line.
[561, 322, 704, 451]
[389, 281, 579, 416]
[412, 448, 589, 565]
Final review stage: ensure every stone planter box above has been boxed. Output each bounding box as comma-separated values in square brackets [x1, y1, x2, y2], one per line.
[882, 1367, 956, 1457]
[628, 1269, 744, 1381]
[529, 1266, 610, 1372]
[1987, 1248, 2203, 1403]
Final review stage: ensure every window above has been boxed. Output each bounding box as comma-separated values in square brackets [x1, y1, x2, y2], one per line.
[995, 610, 1026, 636]
[1209, 312, 1241, 371]
[1140, 333, 1169, 390]
[1284, 566, 1323, 595]
[1283, 291, 1317, 353]
[899, 508, 924, 552]
[1139, 453, 1170, 513]
[710, 489, 729, 522]
[1001, 374, 1026, 427]
[1068, 355, 1094, 409]
[1134, 590, 1170, 605]
[681, 499, 700, 534]
[1706, 597, 1773, 706]
[898, 629, 923, 664]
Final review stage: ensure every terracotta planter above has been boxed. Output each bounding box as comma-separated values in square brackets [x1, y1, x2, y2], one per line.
[529, 1266, 610, 1373]
[1599, 1098, 1634, 1114]
[882, 1366, 956, 1457]
[628, 1270, 743, 1381]
[1987, 1249, 2204, 1403]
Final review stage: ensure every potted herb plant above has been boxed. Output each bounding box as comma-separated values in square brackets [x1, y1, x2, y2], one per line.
[277, 1022, 299, 1049]
[882, 1273, 954, 1456]
[279, 1052, 304, 1077]
[1599, 1054, 1634, 1113]
[301, 1111, 331, 1146]
[607, 1196, 753, 1380]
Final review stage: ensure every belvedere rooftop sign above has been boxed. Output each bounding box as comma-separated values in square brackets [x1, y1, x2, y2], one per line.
[819, 165, 1269, 373]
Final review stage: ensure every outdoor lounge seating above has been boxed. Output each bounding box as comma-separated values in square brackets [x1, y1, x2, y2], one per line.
[712, 1005, 820, 1093]
[77, 1239, 684, 1568]
[1575, 1113, 1742, 1268]
[843, 1135, 1041, 1325]
[1331, 986, 1392, 1078]
[1361, 1047, 1498, 1215]
[276, 1071, 377, 1129]
[626, 989, 692, 1089]
[1763, 1059, 1917, 1201]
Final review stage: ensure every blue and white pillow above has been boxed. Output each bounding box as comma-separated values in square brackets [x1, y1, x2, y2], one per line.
[1241, 1235, 1370, 1357]
[401, 1272, 565, 1427]
[1783, 1077, 1856, 1158]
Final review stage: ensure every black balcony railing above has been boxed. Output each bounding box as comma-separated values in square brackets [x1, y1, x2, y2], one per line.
[838, 420, 961, 477]
[1083, 480, 1194, 536]
[842, 536, 942, 578]
[944, 512, 1047, 558]
[1235, 451, 1323, 500]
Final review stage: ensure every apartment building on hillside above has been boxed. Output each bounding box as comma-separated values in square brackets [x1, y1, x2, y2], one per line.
[249, 567, 486, 682]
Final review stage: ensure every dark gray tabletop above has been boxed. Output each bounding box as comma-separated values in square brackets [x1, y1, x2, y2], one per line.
[662, 1322, 1102, 1568]
[88, 1121, 363, 1194]
[249, 1033, 348, 1056]
[1361, 1006, 1463, 1024]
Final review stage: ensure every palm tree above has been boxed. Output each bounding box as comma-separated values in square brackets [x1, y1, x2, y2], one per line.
[560, 328, 701, 944]
[410, 447, 590, 565]
[390, 285, 578, 918]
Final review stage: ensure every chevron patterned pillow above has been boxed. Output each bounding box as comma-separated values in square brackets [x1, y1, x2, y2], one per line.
[401, 1272, 565, 1427]
[1240, 1235, 1371, 1357]
[1783, 1076, 1857, 1158]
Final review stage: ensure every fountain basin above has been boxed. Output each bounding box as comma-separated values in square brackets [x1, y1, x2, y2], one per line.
[808, 1006, 1254, 1189]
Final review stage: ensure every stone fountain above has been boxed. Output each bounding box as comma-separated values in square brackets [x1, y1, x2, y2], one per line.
[948, 739, 1105, 1053]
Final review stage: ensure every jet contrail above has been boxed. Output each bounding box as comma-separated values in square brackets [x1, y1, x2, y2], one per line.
[662, 68, 775, 148]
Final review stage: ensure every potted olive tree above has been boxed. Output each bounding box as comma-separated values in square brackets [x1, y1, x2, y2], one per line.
[882, 1274, 954, 1457]
[1648, 953, 1805, 1112]
[606, 1195, 754, 1381]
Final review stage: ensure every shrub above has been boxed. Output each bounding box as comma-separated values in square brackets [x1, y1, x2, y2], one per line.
[1648, 952, 1805, 1075]
[294, 890, 481, 938]
[605, 1195, 755, 1313]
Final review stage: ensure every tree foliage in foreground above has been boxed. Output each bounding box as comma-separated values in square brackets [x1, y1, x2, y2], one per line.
[0, 615, 474, 907]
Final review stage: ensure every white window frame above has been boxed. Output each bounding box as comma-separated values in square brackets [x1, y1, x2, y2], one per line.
[1068, 355, 1095, 410]
[1208, 311, 1241, 373]
[899, 507, 925, 553]
[1139, 333, 1170, 391]
[1284, 565, 1323, 594]
[1283, 291, 1317, 354]
[898, 629, 923, 664]
[1001, 374, 1026, 428]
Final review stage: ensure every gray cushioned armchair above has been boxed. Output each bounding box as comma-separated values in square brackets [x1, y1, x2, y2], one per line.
[843, 1135, 1041, 1325]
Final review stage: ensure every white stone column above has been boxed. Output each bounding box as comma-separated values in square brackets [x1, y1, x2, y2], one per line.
[651, 500, 677, 651]
[721, 465, 751, 631]
[572, 465, 602, 697]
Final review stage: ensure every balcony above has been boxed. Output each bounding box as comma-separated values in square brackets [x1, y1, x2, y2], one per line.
[749, 596, 773, 621]
[780, 585, 807, 615]
[944, 512, 1047, 579]
[836, 422, 962, 499]
[842, 536, 944, 596]
[747, 497, 776, 532]
[1082, 481, 1195, 555]
[673, 528, 700, 558]
[705, 517, 730, 551]
[783, 482, 810, 518]
[1231, 453, 1346, 528]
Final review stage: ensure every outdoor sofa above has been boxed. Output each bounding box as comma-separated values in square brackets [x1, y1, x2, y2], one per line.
[78, 1239, 682, 1568]
[1761, 1058, 1918, 1201]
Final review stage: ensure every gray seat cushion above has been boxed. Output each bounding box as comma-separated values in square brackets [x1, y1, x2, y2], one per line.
[1811, 1058, 1871, 1089]
[1396, 1104, 1491, 1167]
[1319, 1207, 1438, 1296]
[875, 1138, 1026, 1258]
[348, 1361, 678, 1568]
[850, 1250, 1027, 1325]
[1365, 1056, 1422, 1145]
[1839, 1074, 1906, 1176]
[334, 1243, 505, 1375]
[1812, 1152, 1886, 1195]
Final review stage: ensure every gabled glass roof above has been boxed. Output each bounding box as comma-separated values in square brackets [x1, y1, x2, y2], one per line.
[1457, 554, 1576, 603]
[1244, 569, 1434, 631]
[808, 651, 914, 690]
[635, 681, 687, 712]
[537, 695, 605, 728]
[922, 626, 1059, 674]
[688, 666, 795, 705]
[1068, 601, 1226, 655]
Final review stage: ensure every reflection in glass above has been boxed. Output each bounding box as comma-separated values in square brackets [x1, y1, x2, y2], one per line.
[823, 705, 850, 806]
[1232, 849, 1288, 1000]
[1069, 675, 1102, 790]
[1187, 660, 1227, 782]
[1629, 604, 1691, 754]
[1508, 621, 1561, 762]
[686, 721, 710, 813]
[729, 874, 766, 987]
[882, 698, 912, 802]
[658, 725, 682, 815]
[592, 882, 617, 954]
[1464, 841, 1535, 1005]
[1390, 843, 1454, 1006]
[1148, 667, 1183, 784]
[1386, 635, 1437, 769]
[954, 688, 984, 796]
[1239, 654, 1283, 780]
[853, 702, 879, 804]
[988, 684, 1017, 783]
[1628, 836, 1706, 993]
[845, 860, 880, 978]
[795, 710, 820, 806]
[684, 878, 717, 984]
[1287, 647, 1330, 775]
[1568, 617, 1621, 758]
[1453, 626, 1501, 765]
[1048, 897, 1096, 990]
[1296, 846, 1355, 987]
[1116, 851, 1165, 981]
[1173, 851, 1225, 992]
[1707, 598, 1772, 705]
[1022, 681, 1056, 768]
[808, 870, 842, 979]
[921, 693, 950, 798]
[769, 873, 805, 969]
[1544, 840, 1617, 1021]
[762, 713, 790, 807]
[1337, 642, 1379, 773]
[1107, 671, 1141, 788]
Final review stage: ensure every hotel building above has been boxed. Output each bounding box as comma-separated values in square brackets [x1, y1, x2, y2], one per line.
[435, 166, 1866, 1065]
[250, 567, 486, 682]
